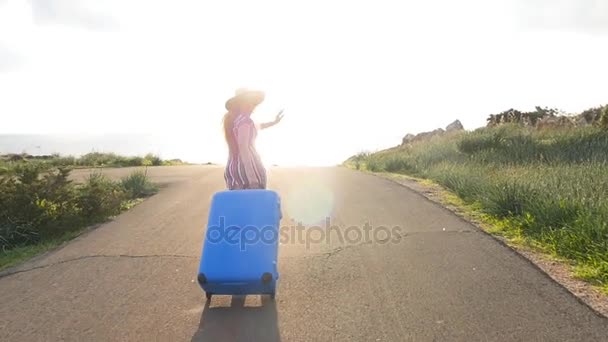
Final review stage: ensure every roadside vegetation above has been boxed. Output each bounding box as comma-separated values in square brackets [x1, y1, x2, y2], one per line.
[0, 152, 188, 173]
[347, 108, 608, 293]
[0, 164, 159, 270]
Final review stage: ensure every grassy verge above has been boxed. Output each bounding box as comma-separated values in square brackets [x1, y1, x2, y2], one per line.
[346, 125, 608, 293]
[0, 152, 189, 172]
[0, 165, 158, 271]
[0, 229, 89, 271]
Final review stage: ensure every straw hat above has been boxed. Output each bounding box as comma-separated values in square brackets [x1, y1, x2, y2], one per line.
[225, 88, 265, 111]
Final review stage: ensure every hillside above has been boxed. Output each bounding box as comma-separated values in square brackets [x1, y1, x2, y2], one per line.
[347, 105, 608, 293]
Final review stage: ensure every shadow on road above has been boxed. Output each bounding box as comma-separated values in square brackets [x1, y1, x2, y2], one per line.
[191, 295, 280, 342]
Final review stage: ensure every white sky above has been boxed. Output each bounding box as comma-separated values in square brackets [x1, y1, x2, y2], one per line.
[1, 0, 607, 165]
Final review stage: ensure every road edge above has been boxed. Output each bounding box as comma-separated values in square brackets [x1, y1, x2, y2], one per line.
[360, 169, 608, 319]
[0, 199, 147, 278]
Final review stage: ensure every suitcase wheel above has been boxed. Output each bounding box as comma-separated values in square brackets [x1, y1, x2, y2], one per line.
[198, 274, 207, 286]
[261, 272, 273, 284]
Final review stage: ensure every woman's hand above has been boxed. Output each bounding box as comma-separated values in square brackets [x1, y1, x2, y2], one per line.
[273, 110, 284, 124]
[259, 110, 285, 130]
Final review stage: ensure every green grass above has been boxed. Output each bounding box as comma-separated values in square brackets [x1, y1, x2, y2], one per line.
[0, 198, 146, 271]
[348, 125, 608, 293]
[0, 166, 158, 271]
[0, 152, 189, 171]
[0, 229, 86, 271]
[121, 170, 159, 198]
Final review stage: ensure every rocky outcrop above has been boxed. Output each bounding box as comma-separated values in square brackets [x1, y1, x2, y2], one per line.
[446, 120, 464, 132]
[401, 121, 463, 146]
[401, 134, 416, 145]
[412, 129, 443, 143]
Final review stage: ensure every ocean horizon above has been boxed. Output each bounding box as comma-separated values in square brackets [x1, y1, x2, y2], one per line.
[0, 134, 344, 166]
[0, 133, 224, 164]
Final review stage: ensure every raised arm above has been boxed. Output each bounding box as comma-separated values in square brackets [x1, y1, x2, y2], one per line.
[259, 110, 284, 130]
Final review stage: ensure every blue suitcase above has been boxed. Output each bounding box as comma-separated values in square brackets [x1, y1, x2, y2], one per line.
[197, 189, 281, 300]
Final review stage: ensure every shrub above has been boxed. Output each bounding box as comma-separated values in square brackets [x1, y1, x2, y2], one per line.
[600, 106, 608, 130]
[365, 155, 384, 172]
[49, 156, 76, 167]
[163, 159, 185, 166]
[350, 152, 370, 170]
[581, 106, 605, 124]
[384, 156, 415, 173]
[0, 164, 160, 252]
[121, 169, 159, 198]
[125, 156, 144, 167]
[77, 173, 126, 221]
[144, 153, 162, 166]
[0, 222, 38, 252]
[0, 164, 79, 248]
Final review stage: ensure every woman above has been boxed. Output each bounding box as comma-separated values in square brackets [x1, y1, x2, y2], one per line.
[223, 88, 284, 190]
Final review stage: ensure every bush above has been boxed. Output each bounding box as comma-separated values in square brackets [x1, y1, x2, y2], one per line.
[600, 106, 608, 130]
[144, 154, 162, 166]
[350, 152, 370, 170]
[581, 106, 605, 125]
[0, 222, 38, 252]
[121, 169, 159, 198]
[365, 155, 384, 172]
[162, 159, 187, 166]
[125, 156, 144, 167]
[0, 165, 77, 249]
[0, 164, 159, 252]
[384, 156, 415, 173]
[78, 173, 126, 221]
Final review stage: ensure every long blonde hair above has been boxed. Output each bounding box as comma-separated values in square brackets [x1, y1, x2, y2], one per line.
[223, 110, 239, 152]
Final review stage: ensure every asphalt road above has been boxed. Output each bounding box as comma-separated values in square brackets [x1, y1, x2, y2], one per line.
[1, 166, 607, 341]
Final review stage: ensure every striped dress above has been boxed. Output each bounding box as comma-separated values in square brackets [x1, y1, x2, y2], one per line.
[224, 113, 267, 190]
